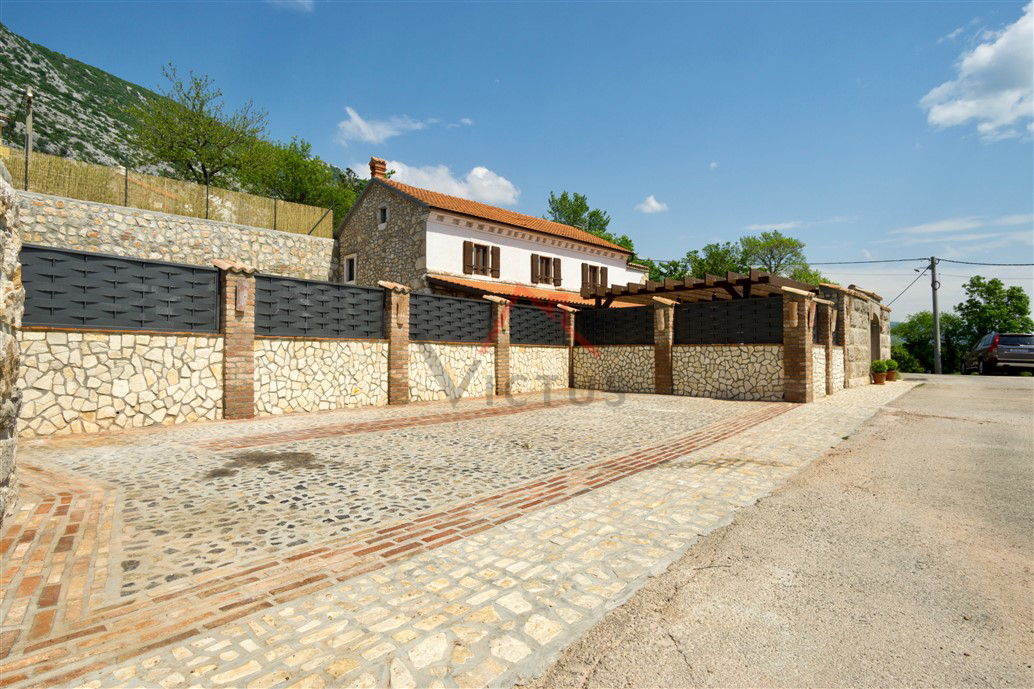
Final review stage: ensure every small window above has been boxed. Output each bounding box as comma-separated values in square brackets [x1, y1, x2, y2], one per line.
[538, 256, 553, 283]
[344, 254, 357, 284]
[586, 265, 600, 288]
[463, 241, 498, 276]
[378, 206, 388, 225]
[581, 263, 607, 290]
[473, 244, 490, 276]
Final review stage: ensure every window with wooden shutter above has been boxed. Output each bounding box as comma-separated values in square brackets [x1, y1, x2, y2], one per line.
[600, 266, 608, 289]
[581, 263, 590, 288]
[490, 246, 500, 278]
[531, 254, 540, 283]
[463, 241, 474, 274]
[552, 258, 561, 287]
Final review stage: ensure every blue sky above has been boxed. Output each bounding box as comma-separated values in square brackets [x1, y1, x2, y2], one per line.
[2, 0, 1032, 318]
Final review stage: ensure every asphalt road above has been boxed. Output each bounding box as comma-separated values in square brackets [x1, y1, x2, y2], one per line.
[525, 374, 1034, 688]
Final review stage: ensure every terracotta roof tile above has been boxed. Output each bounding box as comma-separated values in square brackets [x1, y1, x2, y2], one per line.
[381, 179, 631, 254]
[426, 275, 639, 307]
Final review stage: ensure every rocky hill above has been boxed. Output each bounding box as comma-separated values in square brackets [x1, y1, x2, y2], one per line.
[0, 23, 161, 167]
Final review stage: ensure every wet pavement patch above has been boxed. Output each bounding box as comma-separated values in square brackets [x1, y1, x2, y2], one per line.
[205, 451, 320, 480]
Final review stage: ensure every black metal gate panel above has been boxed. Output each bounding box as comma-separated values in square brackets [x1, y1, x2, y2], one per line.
[20, 244, 220, 332]
[254, 276, 384, 338]
[409, 293, 492, 343]
[575, 306, 654, 346]
[510, 304, 566, 345]
[674, 297, 783, 345]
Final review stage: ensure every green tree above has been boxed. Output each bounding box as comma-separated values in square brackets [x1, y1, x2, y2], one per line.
[130, 64, 267, 188]
[892, 311, 967, 372]
[890, 344, 924, 373]
[545, 190, 638, 260]
[684, 242, 749, 279]
[739, 230, 807, 275]
[954, 276, 1034, 344]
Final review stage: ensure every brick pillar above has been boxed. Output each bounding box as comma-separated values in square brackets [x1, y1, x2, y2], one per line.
[485, 296, 511, 396]
[558, 304, 577, 389]
[816, 299, 835, 396]
[379, 281, 411, 405]
[215, 259, 257, 420]
[782, 288, 814, 403]
[653, 297, 676, 395]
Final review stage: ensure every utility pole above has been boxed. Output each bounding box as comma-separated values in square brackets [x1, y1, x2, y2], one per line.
[930, 256, 941, 374]
[23, 87, 33, 191]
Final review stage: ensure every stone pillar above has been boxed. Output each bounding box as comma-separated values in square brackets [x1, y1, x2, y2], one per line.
[1, 160, 24, 518]
[782, 287, 814, 403]
[558, 304, 577, 389]
[816, 299, 835, 396]
[380, 281, 411, 405]
[653, 297, 676, 395]
[215, 260, 257, 420]
[485, 296, 511, 396]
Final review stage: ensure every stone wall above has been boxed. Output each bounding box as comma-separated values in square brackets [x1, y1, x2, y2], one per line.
[254, 338, 388, 415]
[337, 182, 427, 290]
[18, 192, 336, 280]
[1, 162, 24, 517]
[845, 294, 873, 388]
[18, 331, 222, 437]
[813, 346, 827, 399]
[880, 309, 892, 360]
[672, 345, 783, 402]
[832, 346, 845, 392]
[409, 342, 495, 401]
[572, 346, 654, 394]
[510, 345, 569, 394]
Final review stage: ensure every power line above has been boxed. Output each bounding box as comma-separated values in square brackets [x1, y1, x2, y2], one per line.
[887, 268, 929, 307]
[808, 258, 928, 265]
[938, 259, 1034, 266]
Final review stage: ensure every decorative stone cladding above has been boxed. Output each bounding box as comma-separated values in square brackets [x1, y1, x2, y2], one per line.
[672, 345, 784, 402]
[846, 295, 874, 387]
[18, 331, 222, 437]
[254, 338, 388, 415]
[17, 192, 336, 281]
[510, 345, 570, 394]
[813, 346, 827, 398]
[409, 343, 495, 401]
[1, 162, 24, 517]
[831, 346, 846, 392]
[880, 307, 892, 360]
[572, 346, 655, 393]
[337, 183, 427, 290]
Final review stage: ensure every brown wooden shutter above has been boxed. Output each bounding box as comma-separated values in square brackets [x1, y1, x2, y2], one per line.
[490, 246, 500, 278]
[531, 254, 540, 283]
[553, 258, 562, 287]
[600, 266, 608, 289]
[463, 241, 474, 274]
[581, 262, 589, 289]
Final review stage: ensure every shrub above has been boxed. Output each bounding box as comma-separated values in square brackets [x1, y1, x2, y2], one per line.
[871, 360, 888, 373]
[891, 345, 923, 373]
[885, 359, 899, 371]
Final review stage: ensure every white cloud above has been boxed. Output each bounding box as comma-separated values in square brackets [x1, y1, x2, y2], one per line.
[744, 221, 802, 232]
[890, 213, 1033, 235]
[709, 161, 719, 169]
[460, 117, 474, 126]
[336, 107, 426, 145]
[921, 2, 1033, 141]
[351, 160, 520, 205]
[635, 195, 669, 214]
[938, 26, 965, 44]
[267, 0, 314, 11]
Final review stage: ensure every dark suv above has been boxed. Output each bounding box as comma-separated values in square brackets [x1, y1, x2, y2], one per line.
[961, 332, 1034, 375]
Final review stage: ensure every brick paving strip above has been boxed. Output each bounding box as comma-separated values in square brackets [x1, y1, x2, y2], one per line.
[0, 402, 790, 688]
[194, 394, 608, 452]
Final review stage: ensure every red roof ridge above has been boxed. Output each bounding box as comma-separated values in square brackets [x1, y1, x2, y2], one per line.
[381, 178, 631, 254]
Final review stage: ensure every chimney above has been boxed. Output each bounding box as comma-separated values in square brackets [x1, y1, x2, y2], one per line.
[369, 157, 387, 180]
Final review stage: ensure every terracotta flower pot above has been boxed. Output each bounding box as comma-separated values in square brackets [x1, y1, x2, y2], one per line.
[873, 372, 887, 385]
[886, 370, 898, 381]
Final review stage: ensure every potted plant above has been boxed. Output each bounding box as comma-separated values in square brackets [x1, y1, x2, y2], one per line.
[871, 359, 888, 385]
[885, 359, 899, 381]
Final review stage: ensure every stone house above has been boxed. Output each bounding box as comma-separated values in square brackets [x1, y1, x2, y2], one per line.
[336, 158, 648, 306]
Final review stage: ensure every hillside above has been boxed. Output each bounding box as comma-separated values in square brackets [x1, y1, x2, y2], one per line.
[0, 23, 162, 168]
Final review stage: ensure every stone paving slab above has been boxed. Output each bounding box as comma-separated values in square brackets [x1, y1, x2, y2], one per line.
[0, 383, 915, 688]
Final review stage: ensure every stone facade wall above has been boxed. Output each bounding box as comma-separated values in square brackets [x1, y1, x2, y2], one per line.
[254, 338, 388, 415]
[813, 346, 827, 399]
[18, 192, 336, 280]
[18, 331, 222, 437]
[409, 343, 495, 401]
[337, 182, 427, 290]
[572, 346, 654, 394]
[880, 309, 892, 360]
[832, 346, 845, 392]
[672, 345, 784, 402]
[510, 345, 569, 394]
[1, 162, 24, 517]
[845, 294, 873, 388]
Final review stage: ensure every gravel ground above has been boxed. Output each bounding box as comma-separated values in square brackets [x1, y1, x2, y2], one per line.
[525, 374, 1034, 688]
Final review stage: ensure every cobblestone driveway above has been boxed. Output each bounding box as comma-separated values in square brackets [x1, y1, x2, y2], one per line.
[0, 384, 914, 688]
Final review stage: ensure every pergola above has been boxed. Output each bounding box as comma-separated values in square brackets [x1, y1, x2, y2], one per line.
[580, 269, 818, 307]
